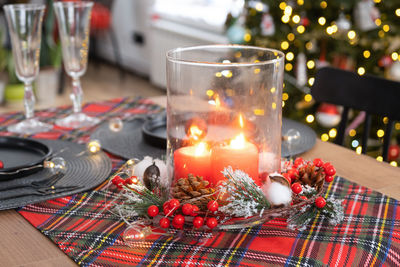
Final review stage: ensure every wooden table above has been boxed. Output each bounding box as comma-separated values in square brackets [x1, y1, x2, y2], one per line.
[1, 96, 399, 266]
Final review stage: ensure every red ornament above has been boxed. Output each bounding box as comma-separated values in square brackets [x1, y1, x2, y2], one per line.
[282, 173, 292, 184]
[301, 17, 310, 27]
[294, 157, 304, 168]
[163, 202, 174, 216]
[206, 217, 218, 229]
[182, 203, 194, 216]
[147, 205, 159, 217]
[172, 215, 185, 228]
[315, 197, 326, 208]
[207, 201, 219, 212]
[159, 217, 170, 228]
[169, 199, 180, 209]
[291, 182, 303, 194]
[0, 160, 3, 169]
[313, 158, 324, 168]
[325, 175, 334, 183]
[191, 205, 200, 216]
[287, 168, 299, 180]
[388, 145, 400, 161]
[324, 165, 336, 176]
[112, 175, 123, 186]
[193, 217, 204, 229]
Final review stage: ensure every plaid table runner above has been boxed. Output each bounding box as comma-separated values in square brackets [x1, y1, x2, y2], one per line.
[1, 97, 399, 266]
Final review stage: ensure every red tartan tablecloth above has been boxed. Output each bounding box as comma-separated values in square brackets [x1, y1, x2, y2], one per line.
[1, 97, 399, 267]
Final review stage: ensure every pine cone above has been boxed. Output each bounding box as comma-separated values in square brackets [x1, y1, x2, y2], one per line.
[172, 174, 215, 208]
[293, 163, 325, 189]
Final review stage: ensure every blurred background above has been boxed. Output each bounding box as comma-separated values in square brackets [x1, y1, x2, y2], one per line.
[0, 0, 399, 164]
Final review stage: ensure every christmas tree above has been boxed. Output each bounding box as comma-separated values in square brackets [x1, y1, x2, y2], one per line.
[226, 0, 400, 165]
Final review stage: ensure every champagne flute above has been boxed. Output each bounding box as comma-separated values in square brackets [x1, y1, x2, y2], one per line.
[3, 4, 53, 134]
[53, 1, 99, 128]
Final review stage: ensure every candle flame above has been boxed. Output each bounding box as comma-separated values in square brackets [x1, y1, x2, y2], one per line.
[195, 142, 208, 156]
[189, 125, 203, 141]
[230, 133, 246, 149]
[238, 113, 244, 128]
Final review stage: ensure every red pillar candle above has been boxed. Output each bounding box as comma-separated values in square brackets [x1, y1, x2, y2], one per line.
[211, 133, 260, 186]
[174, 142, 211, 181]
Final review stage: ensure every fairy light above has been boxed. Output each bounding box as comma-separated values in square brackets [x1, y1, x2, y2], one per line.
[396, 9, 400, 17]
[215, 72, 222, 78]
[377, 129, 385, 138]
[378, 30, 385, 38]
[271, 102, 277, 110]
[126, 159, 135, 166]
[383, 117, 389, 124]
[308, 77, 315, 86]
[392, 52, 399, 61]
[318, 17, 326, 26]
[270, 87, 276, 93]
[349, 129, 357, 137]
[284, 6, 292, 16]
[374, 0, 381, 3]
[282, 101, 285, 107]
[244, 32, 252, 42]
[87, 140, 101, 154]
[326, 26, 334, 35]
[254, 68, 260, 74]
[306, 114, 314, 123]
[320, 1, 327, 9]
[206, 89, 214, 97]
[279, 2, 287, 10]
[329, 128, 337, 138]
[282, 93, 289, 101]
[286, 52, 294, 61]
[292, 15, 301, 24]
[281, 41, 289, 50]
[375, 18, 382, 26]
[390, 161, 398, 167]
[357, 67, 365, 75]
[306, 41, 313, 50]
[307, 60, 315, 69]
[255, 3, 263, 11]
[282, 15, 290, 23]
[351, 140, 359, 148]
[376, 156, 383, 162]
[356, 146, 362, 154]
[285, 63, 293, 71]
[396, 123, 400, 130]
[331, 25, 338, 33]
[297, 0, 304, 5]
[287, 33, 295, 41]
[304, 94, 313, 102]
[383, 25, 390, 32]
[321, 134, 329, 142]
[347, 30, 356, 39]
[297, 25, 305, 34]
[363, 50, 371, 58]
[222, 70, 233, 78]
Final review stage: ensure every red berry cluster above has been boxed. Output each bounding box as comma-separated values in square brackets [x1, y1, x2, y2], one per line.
[152, 199, 219, 230]
[111, 175, 138, 189]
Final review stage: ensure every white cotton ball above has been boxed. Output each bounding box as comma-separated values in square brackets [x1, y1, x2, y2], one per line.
[266, 183, 292, 206]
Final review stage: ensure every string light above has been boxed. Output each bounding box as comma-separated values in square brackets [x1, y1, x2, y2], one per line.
[308, 77, 315, 86]
[279, 2, 287, 10]
[271, 102, 277, 110]
[347, 30, 356, 39]
[357, 67, 365, 75]
[297, 25, 305, 34]
[373, 0, 381, 3]
[282, 15, 290, 23]
[376, 156, 383, 162]
[318, 17, 326, 26]
[254, 68, 260, 74]
[390, 161, 398, 167]
[320, 1, 327, 9]
[349, 129, 357, 137]
[329, 128, 337, 138]
[383, 117, 389, 124]
[392, 52, 399, 61]
[355, 146, 362, 154]
[304, 94, 313, 102]
[351, 140, 359, 148]
[281, 41, 289, 50]
[282, 93, 289, 101]
[307, 60, 315, 69]
[396, 8, 400, 17]
[383, 25, 390, 32]
[282, 101, 285, 107]
[244, 32, 252, 42]
[270, 87, 276, 93]
[206, 89, 214, 97]
[292, 15, 301, 24]
[363, 50, 371, 58]
[255, 3, 264, 11]
[326, 26, 335, 35]
[377, 129, 384, 137]
[306, 114, 314, 123]
[375, 18, 382, 26]
[396, 123, 400, 130]
[44, 157, 67, 174]
[297, 0, 304, 5]
[215, 72, 222, 78]
[87, 140, 101, 154]
[378, 30, 385, 38]
[287, 33, 295, 41]
[284, 6, 292, 16]
[286, 52, 294, 61]
[285, 63, 293, 71]
[306, 41, 313, 50]
[321, 134, 329, 142]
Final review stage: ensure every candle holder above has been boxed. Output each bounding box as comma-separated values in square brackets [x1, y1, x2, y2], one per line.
[166, 45, 284, 197]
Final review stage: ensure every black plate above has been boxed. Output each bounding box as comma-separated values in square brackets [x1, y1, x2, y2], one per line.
[0, 137, 51, 180]
[141, 116, 316, 157]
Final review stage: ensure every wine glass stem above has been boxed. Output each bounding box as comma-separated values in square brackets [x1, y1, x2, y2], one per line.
[24, 82, 35, 119]
[71, 77, 83, 113]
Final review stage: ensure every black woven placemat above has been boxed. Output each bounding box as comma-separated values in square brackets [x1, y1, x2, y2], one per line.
[91, 118, 165, 160]
[0, 139, 112, 210]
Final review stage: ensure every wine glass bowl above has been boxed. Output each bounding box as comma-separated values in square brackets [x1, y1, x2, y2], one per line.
[53, 1, 99, 128]
[3, 4, 53, 134]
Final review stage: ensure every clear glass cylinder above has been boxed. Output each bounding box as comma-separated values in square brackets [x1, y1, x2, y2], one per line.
[166, 45, 284, 195]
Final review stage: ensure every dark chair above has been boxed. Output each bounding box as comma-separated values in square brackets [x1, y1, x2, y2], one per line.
[311, 67, 400, 161]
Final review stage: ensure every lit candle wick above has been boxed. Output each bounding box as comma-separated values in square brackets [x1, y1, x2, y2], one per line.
[194, 142, 208, 156]
[230, 133, 246, 149]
